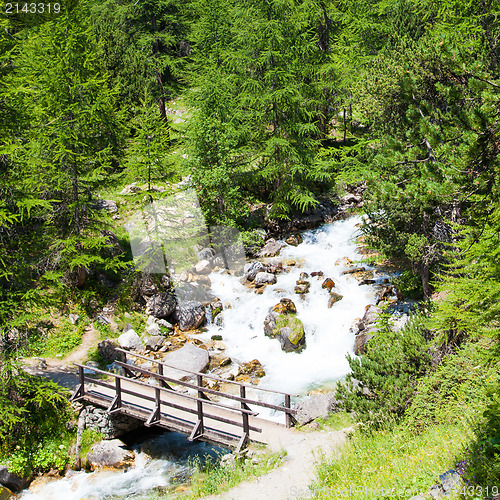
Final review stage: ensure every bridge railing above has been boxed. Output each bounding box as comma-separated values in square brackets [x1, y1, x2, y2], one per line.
[72, 363, 262, 451]
[114, 347, 298, 428]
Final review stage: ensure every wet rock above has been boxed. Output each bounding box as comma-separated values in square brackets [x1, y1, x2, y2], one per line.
[322, 278, 335, 291]
[272, 298, 297, 314]
[280, 326, 306, 353]
[359, 278, 376, 285]
[295, 393, 338, 425]
[354, 327, 376, 355]
[342, 266, 366, 275]
[145, 293, 176, 318]
[86, 439, 134, 470]
[238, 359, 265, 378]
[299, 272, 309, 280]
[117, 329, 143, 351]
[219, 357, 231, 367]
[173, 301, 205, 331]
[254, 272, 277, 287]
[311, 271, 324, 278]
[285, 234, 303, 246]
[161, 343, 209, 381]
[244, 261, 266, 281]
[294, 281, 310, 294]
[266, 258, 283, 274]
[256, 239, 284, 258]
[328, 292, 343, 308]
[0, 466, 28, 493]
[360, 304, 382, 328]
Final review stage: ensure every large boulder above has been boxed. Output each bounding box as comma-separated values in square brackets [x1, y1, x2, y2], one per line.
[354, 329, 375, 355]
[357, 304, 382, 331]
[244, 261, 266, 281]
[254, 272, 277, 287]
[264, 305, 305, 353]
[194, 259, 212, 275]
[173, 301, 205, 331]
[256, 239, 284, 258]
[161, 343, 209, 380]
[86, 439, 134, 470]
[98, 340, 126, 364]
[0, 466, 28, 493]
[295, 393, 338, 425]
[145, 293, 176, 318]
[279, 326, 306, 353]
[117, 329, 143, 351]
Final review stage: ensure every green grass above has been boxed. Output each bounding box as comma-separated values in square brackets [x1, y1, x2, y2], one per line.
[186, 448, 286, 498]
[312, 423, 473, 499]
[315, 412, 355, 431]
[30, 317, 87, 358]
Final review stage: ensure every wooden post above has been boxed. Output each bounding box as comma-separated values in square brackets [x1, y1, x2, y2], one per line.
[74, 408, 86, 470]
[108, 376, 122, 413]
[238, 385, 250, 452]
[146, 387, 161, 426]
[285, 394, 292, 428]
[158, 363, 173, 390]
[189, 374, 204, 441]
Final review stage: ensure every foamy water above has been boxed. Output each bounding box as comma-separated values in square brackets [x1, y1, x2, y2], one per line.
[193, 216, 386, 422]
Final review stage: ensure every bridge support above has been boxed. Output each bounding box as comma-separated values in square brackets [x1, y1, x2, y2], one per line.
[145, 387, 161, 427]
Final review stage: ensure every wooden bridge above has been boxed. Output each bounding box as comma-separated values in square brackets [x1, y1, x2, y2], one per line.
[71, 348, 297, 452]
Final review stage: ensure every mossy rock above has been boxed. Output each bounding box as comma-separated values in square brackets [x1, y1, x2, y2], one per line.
[276, 313, 306, 352]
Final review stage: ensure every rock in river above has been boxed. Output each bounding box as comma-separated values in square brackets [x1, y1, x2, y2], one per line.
[86, 439, 135, 470]
[173, 300, 205, 331]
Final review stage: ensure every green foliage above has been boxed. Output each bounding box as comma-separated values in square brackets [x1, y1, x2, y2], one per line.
[0, 357, 72, 456]
[393, 270, 423, 299]
[406, 339, 499, 430]
[313, 423, 472, 499]
[337, 313, 432, 429]
[465, 386, 500, 488]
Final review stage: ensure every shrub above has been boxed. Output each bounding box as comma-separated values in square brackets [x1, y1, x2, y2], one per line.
[336, 313, 432, 429]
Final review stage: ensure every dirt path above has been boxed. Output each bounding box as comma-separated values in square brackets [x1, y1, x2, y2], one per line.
[21, 323, 100, 389]
[205, 427, 351, 500]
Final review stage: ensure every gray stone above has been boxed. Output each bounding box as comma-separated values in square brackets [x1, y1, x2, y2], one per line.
[439, 470, 461, 495]
[244, 261, 266, 281]
[0, 466, 28, 493]
[157, 319, 173, 330]
[86, 439, 134, 470]
[93, 199, 118, 212]
[161, 343, 209, 381]
[194, 259, 212, 274]
[256, 239, 284, 258]
[279, 327, 306, 353]
[295, 393, 338, 425]
[173, 301, 205, 331]
[145, 293, 176, 318]
[254, 272, 277, 287]
[146, 323, 162, 336]
[69, 313, 79, 325]
[146, 336, 165, 352]
[429, 484, 445, 499]
[117, 329, 143, 350]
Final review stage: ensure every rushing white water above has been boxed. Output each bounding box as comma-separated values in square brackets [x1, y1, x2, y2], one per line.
[202, 216, 382, 398]
[21, 432, 224, 500]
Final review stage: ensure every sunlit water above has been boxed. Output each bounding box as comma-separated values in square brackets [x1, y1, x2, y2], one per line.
[21, 432, 225, 500]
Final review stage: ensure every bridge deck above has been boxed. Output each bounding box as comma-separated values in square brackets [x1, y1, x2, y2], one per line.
[71, 351, 297, 451]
